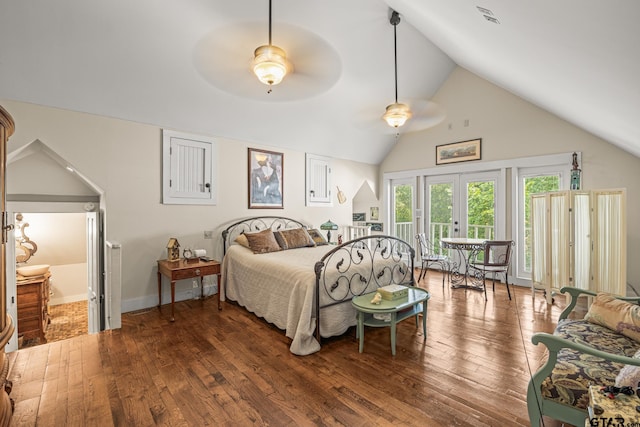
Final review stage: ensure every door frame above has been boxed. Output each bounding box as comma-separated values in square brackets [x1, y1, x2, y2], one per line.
[389, 177, 417, 243]
[5, 201, 104, 352]
[514, 165, 568, 280]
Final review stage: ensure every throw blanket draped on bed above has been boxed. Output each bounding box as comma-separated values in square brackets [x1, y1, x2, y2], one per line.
[223, 245, 353, 355]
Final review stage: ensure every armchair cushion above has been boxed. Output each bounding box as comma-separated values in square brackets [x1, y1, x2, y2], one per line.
[585, 293, 640, 343]
[540, 319, 638, 410]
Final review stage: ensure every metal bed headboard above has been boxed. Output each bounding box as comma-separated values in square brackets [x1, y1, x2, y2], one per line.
[221, 216, 308, 256]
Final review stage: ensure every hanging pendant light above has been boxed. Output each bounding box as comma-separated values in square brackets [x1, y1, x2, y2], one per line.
[252, 0, 290, 88]
[382, 11, 412, 128]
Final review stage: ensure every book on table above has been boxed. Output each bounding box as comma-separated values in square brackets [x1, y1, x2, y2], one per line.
[377, 284, 408, 301]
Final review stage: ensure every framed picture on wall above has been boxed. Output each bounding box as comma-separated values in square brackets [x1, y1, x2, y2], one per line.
[248, 148, 283, 209]
[366, 222, 383, 232]
[353, 212, 366, 222]
[436, 138, 482, 165]
[370, 207, 379, 220]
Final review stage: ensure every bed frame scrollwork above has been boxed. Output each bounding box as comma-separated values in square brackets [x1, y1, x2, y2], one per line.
[313, 235, 415, 341]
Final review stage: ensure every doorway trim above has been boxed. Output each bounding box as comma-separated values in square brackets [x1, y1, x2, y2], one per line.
[5, 139, 115, 352]
[5, 202, 106, 352]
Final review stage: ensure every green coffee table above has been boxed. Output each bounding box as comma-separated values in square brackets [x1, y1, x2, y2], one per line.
[351, 287, 430, 355]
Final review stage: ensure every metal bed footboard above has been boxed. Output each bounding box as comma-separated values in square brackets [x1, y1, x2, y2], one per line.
[314, 235, 415, 342]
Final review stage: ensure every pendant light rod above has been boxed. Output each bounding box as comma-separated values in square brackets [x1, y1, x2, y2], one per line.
[391, 11, 400, 103]
[252, 0, 289, 88]
[268, 0, 273, 46]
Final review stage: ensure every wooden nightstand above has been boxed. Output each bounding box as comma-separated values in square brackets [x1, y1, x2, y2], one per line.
[157, 258, 221, 321]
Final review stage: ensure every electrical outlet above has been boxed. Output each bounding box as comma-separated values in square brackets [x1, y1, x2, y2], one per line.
[204, 230, 213, 239]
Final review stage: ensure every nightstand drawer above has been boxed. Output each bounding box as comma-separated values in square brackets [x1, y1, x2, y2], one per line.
[169, 264, 220, 281]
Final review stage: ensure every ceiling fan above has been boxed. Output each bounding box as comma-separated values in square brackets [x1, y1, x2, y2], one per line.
[193, 1, 342, 102]
[358, 10, 445, 135]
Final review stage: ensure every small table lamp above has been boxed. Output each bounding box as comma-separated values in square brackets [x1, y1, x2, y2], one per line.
[320, 219, 338, 243]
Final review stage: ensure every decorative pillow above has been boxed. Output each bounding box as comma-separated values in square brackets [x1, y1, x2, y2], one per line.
[585, 293, 640, 343]
[244, 229, 281, 254]
[615, 348, 640, 387]
[307, 228, 328, 246]
[274, 228, 315, 250]
[234, 233, 250, 248]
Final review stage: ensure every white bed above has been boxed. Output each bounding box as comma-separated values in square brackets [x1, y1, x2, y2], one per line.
[220, 216, 415, 355]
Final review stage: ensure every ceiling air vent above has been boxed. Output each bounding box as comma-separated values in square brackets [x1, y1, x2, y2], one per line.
[476, 6, 500, 24]
[483, 15, 500, 24]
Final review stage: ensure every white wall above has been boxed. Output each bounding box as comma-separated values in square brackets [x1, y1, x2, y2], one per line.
[1, 99, 378, 315]
[49, 263, 87, 304]
[380, 67, 640, 289]
[14, 212, 87, 305]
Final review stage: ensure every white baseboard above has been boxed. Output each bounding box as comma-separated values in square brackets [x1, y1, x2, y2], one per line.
[121, 283, 218, 314]
[50, 293, 88, 306]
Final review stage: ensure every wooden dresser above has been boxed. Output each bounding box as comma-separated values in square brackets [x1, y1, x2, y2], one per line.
[17, 272, 50, 344]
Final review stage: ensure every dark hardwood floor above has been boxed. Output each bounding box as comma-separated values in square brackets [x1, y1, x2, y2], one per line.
[7, 271, 571, 426]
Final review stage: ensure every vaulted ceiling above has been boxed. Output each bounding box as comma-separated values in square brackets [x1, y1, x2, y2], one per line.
[0, 0, 638, 164]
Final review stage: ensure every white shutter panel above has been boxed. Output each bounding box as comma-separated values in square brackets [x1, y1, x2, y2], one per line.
[169, 138, 210, 199]
[306, 153, 332, 206]
[162, 130, 217, 205]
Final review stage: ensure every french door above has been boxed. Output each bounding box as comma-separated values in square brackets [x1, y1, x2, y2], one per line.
[425, 171, 501, 256]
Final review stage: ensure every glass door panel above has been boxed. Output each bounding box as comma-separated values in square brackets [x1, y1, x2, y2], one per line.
[428, 182, 453, 255]
[391, 179, 415, 244]
[426, 171, 499, 261]
[464, 179, 495, 240]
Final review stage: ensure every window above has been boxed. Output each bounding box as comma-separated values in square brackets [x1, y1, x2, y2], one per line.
[162, 130, 217, 205]
[306, 153, 332, 206]
[516, 166, 564, 279]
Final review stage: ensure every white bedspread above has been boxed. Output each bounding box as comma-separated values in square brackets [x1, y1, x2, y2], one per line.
[222, 244, 358, 355]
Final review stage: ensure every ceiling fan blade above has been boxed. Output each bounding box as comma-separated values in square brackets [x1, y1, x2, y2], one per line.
[403, 99, 446, 132]
[353, 99, 446, 134]
[194, 23, 341, 102]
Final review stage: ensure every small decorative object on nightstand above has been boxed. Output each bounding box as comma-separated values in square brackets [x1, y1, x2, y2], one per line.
[166, 238, 180, 261]
[183, 248, 199, 263]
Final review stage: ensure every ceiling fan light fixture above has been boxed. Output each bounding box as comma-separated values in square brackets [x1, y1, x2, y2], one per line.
[252, 44, 289, 86]
[383, 102, 412, 128]
[383, 10, 412, 129]
[252, 0, 289, 88]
